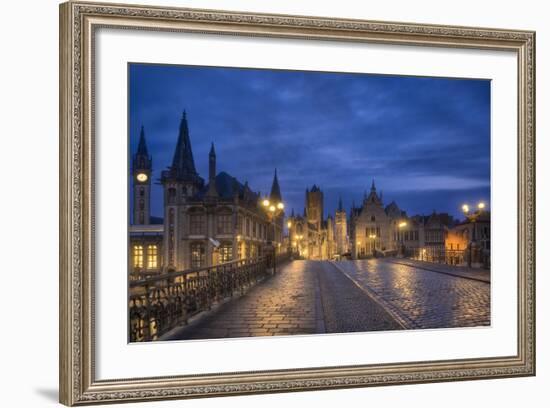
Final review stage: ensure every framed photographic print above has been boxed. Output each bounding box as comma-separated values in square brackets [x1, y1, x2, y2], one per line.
[59, 1, 536, 405]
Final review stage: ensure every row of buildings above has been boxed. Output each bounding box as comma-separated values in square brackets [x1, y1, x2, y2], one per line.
[286, 180, 490, 268]
[129, 112, 491, 277]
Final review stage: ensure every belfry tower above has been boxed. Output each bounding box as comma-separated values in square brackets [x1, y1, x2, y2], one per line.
[132, 126, 152, 225]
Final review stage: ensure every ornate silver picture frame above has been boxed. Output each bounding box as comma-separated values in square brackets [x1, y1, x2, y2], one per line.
[59, 1, 535, 405]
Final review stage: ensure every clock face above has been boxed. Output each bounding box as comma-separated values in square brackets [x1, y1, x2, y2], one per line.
[136, 173, 148, 182]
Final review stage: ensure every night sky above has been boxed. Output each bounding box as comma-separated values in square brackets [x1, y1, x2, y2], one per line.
[129, 63, 490, 221]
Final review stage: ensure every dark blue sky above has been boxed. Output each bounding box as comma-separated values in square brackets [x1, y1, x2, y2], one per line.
[129, 63, 490, 220]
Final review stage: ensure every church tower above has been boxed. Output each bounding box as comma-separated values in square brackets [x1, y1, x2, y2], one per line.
[132, 126, 152, 225]
[335, 196, 349, 255]
[306, 184, 324, 231]
[269, 169, 284, 244]
[160, 111, 205, 270]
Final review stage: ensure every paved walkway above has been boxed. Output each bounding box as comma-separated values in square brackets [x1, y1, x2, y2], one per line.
[164, 260, 402, 340]
[334, 259, 490, 329]
[386, 258, 490, 283]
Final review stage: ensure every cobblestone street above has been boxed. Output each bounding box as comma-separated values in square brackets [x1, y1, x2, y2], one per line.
[164, 259, 490, 340]
[334, 259, 490, 329]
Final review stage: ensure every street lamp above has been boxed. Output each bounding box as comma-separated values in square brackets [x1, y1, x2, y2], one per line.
[398, 221, 407, 257]
[462, 201, 486, 267]
[260, 196, 284, 274]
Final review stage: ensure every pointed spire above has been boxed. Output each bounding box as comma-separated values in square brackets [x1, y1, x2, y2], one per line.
[170, 110, 199, 180]
[206, 141, 218, 197]
[133, 125, 152, 171]
[371, 179, 376, 192]
[137, 125, 149, 156]
[269, 168, 282, 202]
[208, 142, 216, 181]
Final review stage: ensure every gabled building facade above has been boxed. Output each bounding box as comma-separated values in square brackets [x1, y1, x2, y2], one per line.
[129, 111, 284, 276]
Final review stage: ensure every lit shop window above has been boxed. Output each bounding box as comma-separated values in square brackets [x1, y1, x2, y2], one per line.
[133, 245, 144, 268]
[147, 245, 158, 269]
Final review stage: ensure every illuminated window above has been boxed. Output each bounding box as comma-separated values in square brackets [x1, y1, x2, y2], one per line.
[147, 245, 158, 269]
[133, 245, 143, 268]
[190, 242, 205, 268]
[219, 243, 233, 263]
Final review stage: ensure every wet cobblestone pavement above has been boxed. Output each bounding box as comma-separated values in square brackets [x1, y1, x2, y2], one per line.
[316, 262, 403, 332]
[166, 261, 320, 340]
[165, 259, 490, 340]
[334, 259, 490, 329]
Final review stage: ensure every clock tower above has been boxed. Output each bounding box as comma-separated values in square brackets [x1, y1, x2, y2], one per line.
[133, 126, 152, 225]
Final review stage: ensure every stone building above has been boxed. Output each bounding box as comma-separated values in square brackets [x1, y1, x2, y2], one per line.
[129, 111, 284, 275]
[334, 197, 349, 257]
[287, 185, 336, 260]
[349, 180, 458, 261]
[447, 210, 490, 268]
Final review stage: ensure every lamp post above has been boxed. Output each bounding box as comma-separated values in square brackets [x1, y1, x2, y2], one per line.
[398, 221, 407, 257]
[287, 220, 292, 258]
[462, 202, 485, 267]
[261, 197, 284, 274]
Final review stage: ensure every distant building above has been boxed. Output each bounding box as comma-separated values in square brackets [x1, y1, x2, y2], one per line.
[129, 112, 284, 277]
[447, 210, 490, 268]
[334, 197, 349, 256]
[287, 185, 336, 260]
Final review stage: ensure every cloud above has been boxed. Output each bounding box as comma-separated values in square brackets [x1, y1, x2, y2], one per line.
[129, 63, 490, 219]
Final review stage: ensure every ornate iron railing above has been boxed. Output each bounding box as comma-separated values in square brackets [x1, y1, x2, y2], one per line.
[128, 255, 287, 342]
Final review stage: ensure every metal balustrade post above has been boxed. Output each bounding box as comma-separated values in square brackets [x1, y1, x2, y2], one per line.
[143, 284, 151, 342]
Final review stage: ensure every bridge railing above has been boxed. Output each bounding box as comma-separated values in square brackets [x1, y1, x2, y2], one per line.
[128, 253, 289, 342]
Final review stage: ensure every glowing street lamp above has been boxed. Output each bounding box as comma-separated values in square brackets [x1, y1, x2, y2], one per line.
[461, 201, 486, 267]
[260, 195, 285, 274]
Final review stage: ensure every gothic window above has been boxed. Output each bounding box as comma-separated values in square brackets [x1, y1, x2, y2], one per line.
[218, 242, 233, 263]
[371, 215, 376, 222]
[217, 213, 232, 234]
[133, 245, 144, 268]
[139, 188, 144, 197]
[190, 242, 205, 268]
[147, 245, 158, 269]
[246, 218, 251, 237]
[168, 188, 176, 204]
[190, 214, 206, 235]
[139, 199, 144, 210]
[252, 221, 257, 237]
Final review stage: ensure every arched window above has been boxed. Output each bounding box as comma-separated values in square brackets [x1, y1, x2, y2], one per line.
[168, 188, 176, 204]
[371, 215, 376, 222]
